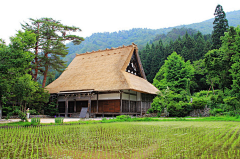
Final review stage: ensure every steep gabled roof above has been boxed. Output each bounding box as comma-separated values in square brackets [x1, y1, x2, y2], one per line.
[45, 43, 159, 94]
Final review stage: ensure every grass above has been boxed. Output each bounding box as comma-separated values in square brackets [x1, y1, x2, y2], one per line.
[0, 121, 240, 158]
[1, 115, 240, 127]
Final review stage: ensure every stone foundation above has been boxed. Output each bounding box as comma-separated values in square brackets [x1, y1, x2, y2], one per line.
[189, 108, 211, 117]
[143, 113, 158, 117]
[2, 115, 51, 119]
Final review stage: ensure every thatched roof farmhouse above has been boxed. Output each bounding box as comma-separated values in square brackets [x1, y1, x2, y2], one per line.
[46, 43, 159, 118]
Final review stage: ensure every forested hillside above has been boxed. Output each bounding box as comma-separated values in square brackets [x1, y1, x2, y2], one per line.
[64, 10, 240, 65]
[140, 31, 212, 84]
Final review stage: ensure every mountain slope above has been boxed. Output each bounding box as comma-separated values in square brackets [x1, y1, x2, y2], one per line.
[64, 10, 240, 65]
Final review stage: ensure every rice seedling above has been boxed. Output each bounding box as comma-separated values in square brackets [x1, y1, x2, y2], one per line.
[0, 121, 240, 158]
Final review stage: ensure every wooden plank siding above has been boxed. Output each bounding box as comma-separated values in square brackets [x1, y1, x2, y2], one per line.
[99, 100, 120, 113]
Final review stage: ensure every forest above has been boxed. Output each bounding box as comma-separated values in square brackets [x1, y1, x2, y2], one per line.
[145, 5, 240, 117]
[0, 18, 84, 119]
[0, 5, 240, 119]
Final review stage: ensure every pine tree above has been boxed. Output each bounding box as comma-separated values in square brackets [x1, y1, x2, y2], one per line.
[195, 32, 206, 59]
[182, 32, 196, 62]
[212, 4, 229, 49]
[22, 18, 84, 87]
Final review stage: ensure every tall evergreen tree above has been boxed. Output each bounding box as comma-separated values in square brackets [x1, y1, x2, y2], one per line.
[212, 4, 229, 49]
[182, 32, 196, 62]
[142, 43, 151, 78]
[22, 18, 84, 87]
[223, 27, 240, 97]
[195, 32, 206, 59]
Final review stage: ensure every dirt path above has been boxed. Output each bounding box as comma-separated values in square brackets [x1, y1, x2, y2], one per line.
[0, 118, 102, 124]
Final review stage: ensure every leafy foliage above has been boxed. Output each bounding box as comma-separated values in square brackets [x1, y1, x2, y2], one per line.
[22, 18, 84, 87]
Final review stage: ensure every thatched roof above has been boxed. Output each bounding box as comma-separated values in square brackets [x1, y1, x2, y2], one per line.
[45, 43, 159, 94]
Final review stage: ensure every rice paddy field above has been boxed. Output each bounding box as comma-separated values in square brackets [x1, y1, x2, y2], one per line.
[0, 121, 240, 159]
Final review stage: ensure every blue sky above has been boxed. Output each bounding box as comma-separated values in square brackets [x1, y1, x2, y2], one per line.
[1, 0, 240, 44]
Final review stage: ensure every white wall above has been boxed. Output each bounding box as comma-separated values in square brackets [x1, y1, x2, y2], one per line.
[98, 93, 120, 100]
[57, 91, 142, 102]
[122, 89, 141, 101]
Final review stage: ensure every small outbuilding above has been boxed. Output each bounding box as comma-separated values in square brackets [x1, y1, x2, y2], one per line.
[45, 43, 159, 118]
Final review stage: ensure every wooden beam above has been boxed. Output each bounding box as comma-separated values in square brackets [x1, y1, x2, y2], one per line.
[140, 93, 142, 116]
[88, 96, 91, 118]
[65, 98, 68, 118]
[97, 92, 99, 113]
[120, 91, 122, 113]
[134, 47, 147, 79]
[122, 92, 137, 96]
[129, 90, 130, 112]
[56, 95, 59, 109]
[74, 99, 76, 113]
[98, 91, 120, 94]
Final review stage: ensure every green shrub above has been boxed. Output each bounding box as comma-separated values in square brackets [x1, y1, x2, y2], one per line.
[192, 98, 207, 109]
[29, 109, 37, 115]
[146, 108, 154, 114]
[31, 118, 40, 125]
[209, 108, 224, 116]
[55, 117, 64, 124]
[116, 115, 131, 120]
[15, 109, 28, 122]
[223, 97, 239, 111]
[45, 102, 59, 117]
[167, 101, 192, 117]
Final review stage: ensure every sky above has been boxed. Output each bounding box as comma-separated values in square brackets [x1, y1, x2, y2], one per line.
[1, 0, 240, 44]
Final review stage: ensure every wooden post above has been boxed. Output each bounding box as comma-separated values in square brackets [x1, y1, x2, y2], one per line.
[120, 91, 122, 113]
[56, 95, 59, 108]
[97, 92, 99, 113]
[128, 90, 130, 112]
[140, 93, 142, 116]
[65, 98, 68, 118]
[88, 95, 91, 118]
[74, 99, 76, 113]
[56, 95, 59, 117]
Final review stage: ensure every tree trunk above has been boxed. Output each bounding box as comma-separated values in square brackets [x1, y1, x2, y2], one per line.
[33, 23, 40, 81]
[33, 43, 39, 81]
[42, 65, 48, 88]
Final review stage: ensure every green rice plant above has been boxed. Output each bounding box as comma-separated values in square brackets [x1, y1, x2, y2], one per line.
[1, 121, 240, 158]
[31, 117, 40, 125]
[55, 117, 64, 124]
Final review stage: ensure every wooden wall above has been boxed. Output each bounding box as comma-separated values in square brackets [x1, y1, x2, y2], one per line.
[91, 100, 120, 113]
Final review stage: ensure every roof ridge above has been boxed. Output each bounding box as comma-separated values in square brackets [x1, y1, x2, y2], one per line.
[76, 43, 137, 56]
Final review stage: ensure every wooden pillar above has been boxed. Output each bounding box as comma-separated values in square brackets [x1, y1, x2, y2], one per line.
[56, 95, 59, 117]
[128, 90, 130, 112]
[120, 91, 122, 113]
[140, 93, 142, 116]
[65, 98, 68, 118]
[56, 95, 59, 109]
[97, 92, 99, 113]
[74, 99, 76, 113]
[88, 95, 91, 118]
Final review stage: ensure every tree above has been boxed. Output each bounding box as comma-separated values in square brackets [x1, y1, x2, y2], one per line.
[191, 59, 208, 92]
[153, 52, 194, 94]
[227, 27, 240, 98]
[182, 32, 196, 62]
[195, 32, 206, 59]
[0, 31, 37, 119]
[212, 4, 229, 49]
[22, 18, 84, 87]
